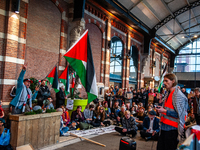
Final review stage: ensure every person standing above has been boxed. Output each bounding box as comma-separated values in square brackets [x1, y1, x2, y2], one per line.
[56, 86, 66, 108]
[192, 87, 200, 125]
[10, 64, 39, 114]
[124, 88, 133, 107]
[156, 73, 188, 150]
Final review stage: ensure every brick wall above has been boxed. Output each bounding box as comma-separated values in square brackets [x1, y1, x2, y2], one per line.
[25, 0, 61, 79]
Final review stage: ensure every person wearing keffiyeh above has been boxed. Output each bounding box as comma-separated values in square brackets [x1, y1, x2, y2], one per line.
[10, 64, 39, 114]
[156, 73, 188, 150]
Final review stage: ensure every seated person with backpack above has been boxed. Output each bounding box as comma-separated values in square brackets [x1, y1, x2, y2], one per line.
[115, 110, 138, 137]
[140, 110, 160, 141]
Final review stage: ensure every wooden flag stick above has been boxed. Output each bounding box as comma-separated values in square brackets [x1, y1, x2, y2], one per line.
[69, 132, 106, 147]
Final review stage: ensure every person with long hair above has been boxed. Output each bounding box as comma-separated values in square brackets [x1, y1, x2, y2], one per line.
[156, 73, 188, 150]
[136, 107, 146, 130]
[93, 106, 110, 127]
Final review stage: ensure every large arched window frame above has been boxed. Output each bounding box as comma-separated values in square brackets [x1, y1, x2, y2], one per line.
[174, 38, 200, 72]
[110, 36, 123, 76]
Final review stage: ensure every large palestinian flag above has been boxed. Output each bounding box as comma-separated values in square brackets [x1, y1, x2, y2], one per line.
[58, 65, 70, 95]
[64, 30, 98, 103]
[46, 66, 59, 93]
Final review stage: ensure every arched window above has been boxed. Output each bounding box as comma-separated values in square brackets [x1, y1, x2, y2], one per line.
[110, 37, 123, 76]
[174, 39, 200, 72]
[129, 59, 136, 79]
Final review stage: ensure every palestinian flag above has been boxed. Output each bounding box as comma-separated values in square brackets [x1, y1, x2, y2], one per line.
[158, 63, 168, 93]
[46, 66, 59, 93]
[59, 66, 70, 95]
[64, 30, 98, 103]
[71, 73, 75, 96]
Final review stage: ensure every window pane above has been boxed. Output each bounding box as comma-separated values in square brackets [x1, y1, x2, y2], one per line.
[188, 65, 195, 72]
[110, 67, 114, 74]
[197, 65, 200, 72]
[110, 37, 123, 76]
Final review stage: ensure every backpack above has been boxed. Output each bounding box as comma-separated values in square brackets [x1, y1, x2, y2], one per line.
[78, 122, 93, 130]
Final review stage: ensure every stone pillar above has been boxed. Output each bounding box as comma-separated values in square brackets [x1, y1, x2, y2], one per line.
[68, 19, 85, 96]
[125, 32, 131, 88]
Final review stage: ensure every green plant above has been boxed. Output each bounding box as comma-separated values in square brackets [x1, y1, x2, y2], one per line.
[46, 108, 56, 113]
[34, 109, 43, 114]
[24, 111, 36, 115]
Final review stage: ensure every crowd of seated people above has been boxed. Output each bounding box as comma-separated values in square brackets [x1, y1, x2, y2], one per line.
[3, 79, 200, 142]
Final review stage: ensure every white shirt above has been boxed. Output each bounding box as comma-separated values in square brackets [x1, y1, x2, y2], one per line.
[149, 117, 154, 133]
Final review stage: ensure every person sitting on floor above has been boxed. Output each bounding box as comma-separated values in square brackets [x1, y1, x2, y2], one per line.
[130, 106, 137, 117]
[111, 101, 121, 120]
[0, 101, 5, 125]
[185, 113, 196, 130]
[115, 110, 138, 137]
[136, 107, 146, 130]
[140, 110, 160, 141]
[83, 104, 94, 124]
[56, 108, 69, 136]
[61, 106, 71, 126]
[92, 106, 111, 127]
[71, 106, 85, 125]
[103, 101, 111, 119]
[117, 106, 126, 125]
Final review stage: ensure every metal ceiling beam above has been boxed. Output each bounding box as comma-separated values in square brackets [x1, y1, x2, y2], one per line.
[154, 0, 200, 30]
[128, 0, 142, 11]
[141, 0, 183, 45]
[165, 22, 200, 42]
[160, 0, 192, 43]
[185, 0, 200, 35]
[154, 36, 175, 54]
[106, 0, 151, 34]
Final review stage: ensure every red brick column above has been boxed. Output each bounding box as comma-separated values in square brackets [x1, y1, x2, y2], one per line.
[0, 0, 29, 110]
[104, 19, 111, 90]
[50, 0, 68, 76]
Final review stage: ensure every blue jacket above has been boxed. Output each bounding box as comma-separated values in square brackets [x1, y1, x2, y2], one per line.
[142, 116, 160, 133]
[10, 69, 38, 109]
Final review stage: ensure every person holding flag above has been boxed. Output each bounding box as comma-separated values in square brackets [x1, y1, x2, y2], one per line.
[156, 73, 188, 150]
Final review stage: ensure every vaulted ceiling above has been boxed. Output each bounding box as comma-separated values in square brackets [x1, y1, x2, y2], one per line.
[93, 0, 200, 54]
[112, 0, 200, 52]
